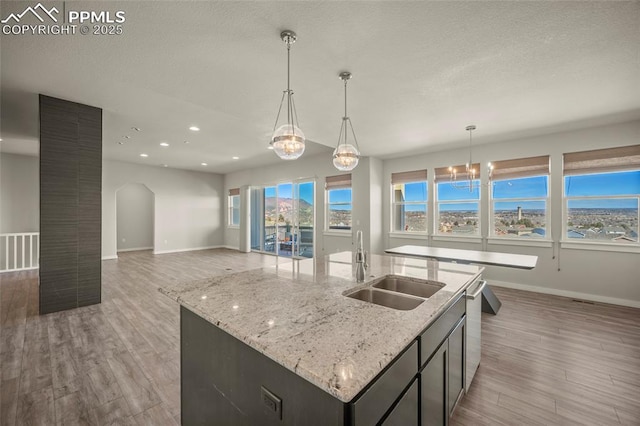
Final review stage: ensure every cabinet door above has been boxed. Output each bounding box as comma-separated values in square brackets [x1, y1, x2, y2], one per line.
[421, 341, 448, 426]
[448, 317, 465, 417]
[381, 379, 419, 426]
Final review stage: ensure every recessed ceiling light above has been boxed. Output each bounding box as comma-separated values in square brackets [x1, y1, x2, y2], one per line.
[189, 126, 200, 132]
[122, 135, 130, 139]
[267, 146, 274, 150]
[161, 164, 168, 167]
[232, 156, 239, 160]
[160, 142, 169, 147]
[118, 141, 124, 145]
[131, 127, 141, 132]
[201, 162, 208, 166]
[140, 153, 148, 158]
[0, 138, 3, 142]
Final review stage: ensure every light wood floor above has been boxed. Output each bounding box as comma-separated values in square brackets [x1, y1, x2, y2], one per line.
[1, 249, 638, 425]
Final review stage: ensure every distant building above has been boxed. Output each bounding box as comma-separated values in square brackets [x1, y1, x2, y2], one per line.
[567, 230, 585, 238]
[517, 206, 522, 221]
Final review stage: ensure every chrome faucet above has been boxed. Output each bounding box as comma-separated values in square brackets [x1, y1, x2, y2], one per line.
[355, 230, 367, 282]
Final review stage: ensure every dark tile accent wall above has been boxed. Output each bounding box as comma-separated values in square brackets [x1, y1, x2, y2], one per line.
[39, 95, 102, 314]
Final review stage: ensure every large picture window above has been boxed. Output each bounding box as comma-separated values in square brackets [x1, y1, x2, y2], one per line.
[490, 156, 550, 239]
[391, 170, 428, 232]
[228, 188, 240, 227]
[563, 145, 640, 244]
[325, 174, 352, 231]
[434, 164, 480, 235]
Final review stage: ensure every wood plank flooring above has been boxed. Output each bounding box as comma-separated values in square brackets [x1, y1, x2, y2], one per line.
[1, 249, 639, 425]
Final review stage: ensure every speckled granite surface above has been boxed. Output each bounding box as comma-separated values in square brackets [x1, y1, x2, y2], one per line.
[159, 252, 482, 402]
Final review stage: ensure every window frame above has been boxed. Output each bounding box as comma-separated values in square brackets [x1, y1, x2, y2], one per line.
[325, 187, 353, 232]
[489, 175, 551, 241]
[228, 194, 240, 228]
[391, 180, 428, 234]
[562, 170, 640, 247]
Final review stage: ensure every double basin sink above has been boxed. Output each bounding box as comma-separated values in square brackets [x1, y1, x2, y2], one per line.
[346, 276, 444, 311]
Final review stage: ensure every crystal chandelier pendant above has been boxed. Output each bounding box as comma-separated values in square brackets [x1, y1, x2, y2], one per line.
[270, 30, 305, 160]
[333, 72, 361, 172]
[272, 123, 305, 160]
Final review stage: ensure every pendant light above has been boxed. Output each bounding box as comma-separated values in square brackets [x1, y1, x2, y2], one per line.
[270, 30, 305, 160]
[448, 125, 493, 191]
[333, 72, 361, 171]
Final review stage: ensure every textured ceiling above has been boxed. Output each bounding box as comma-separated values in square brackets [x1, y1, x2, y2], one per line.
[1, 1, 639, 174]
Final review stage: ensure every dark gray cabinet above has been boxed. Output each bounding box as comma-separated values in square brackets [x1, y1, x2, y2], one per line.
[448, 318, 465, 416]
[382, 379, 419, 426]
[419, 294, 466, 426]
[421, 342, 447, 426]
[180, 292, 467, 426]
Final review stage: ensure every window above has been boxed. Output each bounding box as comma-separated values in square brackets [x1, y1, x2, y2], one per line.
[490, 156, 550, 239]
[391, 170, 428, 232]
[325, 174, 352, 231]
[434, 164, 480, 235]
[564, 145, 640, 244]
[228, 188, 240, 227]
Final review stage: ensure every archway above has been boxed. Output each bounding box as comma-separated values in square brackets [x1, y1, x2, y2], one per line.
[115, 183, 155, 253]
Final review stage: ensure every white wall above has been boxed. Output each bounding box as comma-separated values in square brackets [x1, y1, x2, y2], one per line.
[116, 183, 154, 252]
[103, 160, 224, 259]
[223, 152, 384, 255]
[0, 153, 39, 233]
[383, 120, 640, 306]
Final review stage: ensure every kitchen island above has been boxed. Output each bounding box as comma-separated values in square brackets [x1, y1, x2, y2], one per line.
[159, 252, 483, 425]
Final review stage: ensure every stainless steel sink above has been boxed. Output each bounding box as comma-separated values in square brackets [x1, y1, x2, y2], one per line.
[347, 288, 424, 311]
[373, 276, 445, 299]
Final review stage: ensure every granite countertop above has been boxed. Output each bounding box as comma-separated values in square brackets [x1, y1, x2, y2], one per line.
[159, 252, 483, 403]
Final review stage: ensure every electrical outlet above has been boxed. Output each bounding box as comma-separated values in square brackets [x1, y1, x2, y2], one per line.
[260, 386, 282, 420]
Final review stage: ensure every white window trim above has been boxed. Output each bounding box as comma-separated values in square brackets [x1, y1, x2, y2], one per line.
[391, 181, 428, 234]
[228, 194, 240, 228]
[434, 181, 481, 237]
[489, 176, 551, 242]
[560, 240, 640, 253]
[388, 231, 429, 240]
[323, 230, 353, 237]
[487, 238, 553, 248]
[431, 235, 482, 244]
[325, 187, 353, 232]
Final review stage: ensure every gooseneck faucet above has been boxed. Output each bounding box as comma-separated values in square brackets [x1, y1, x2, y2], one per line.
[355, 230, 367, 282]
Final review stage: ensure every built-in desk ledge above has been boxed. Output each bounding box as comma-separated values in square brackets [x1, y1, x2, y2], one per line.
[431, 235, 482, 244]
[323, 230, 353, 237]
[560, 240, 640, 253]
[388, 232, 428, 240]
[487, 238, 553, 248]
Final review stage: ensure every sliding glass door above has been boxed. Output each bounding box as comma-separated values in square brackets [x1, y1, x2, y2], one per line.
[256, 180, 314, 258]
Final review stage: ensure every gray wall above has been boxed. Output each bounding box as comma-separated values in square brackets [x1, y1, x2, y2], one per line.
[0, 153, 39, 233]
[116, 183, 154, 252]
[102, 160, 225, 259]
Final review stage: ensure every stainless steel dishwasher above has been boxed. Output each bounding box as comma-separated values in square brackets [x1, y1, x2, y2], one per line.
[465, 277, 486, 392]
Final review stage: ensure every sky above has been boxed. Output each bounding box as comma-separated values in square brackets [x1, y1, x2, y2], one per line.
[264, 182, 314, 205]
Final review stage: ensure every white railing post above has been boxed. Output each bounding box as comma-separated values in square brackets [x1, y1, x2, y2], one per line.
[0, 232, 40, 273]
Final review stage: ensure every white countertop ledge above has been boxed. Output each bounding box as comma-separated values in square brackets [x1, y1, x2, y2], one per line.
[159, 252, 482, 403]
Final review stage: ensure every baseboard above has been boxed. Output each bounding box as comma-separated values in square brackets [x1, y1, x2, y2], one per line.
[489, 279, 640, 309]
[101, 255, 118, 260]
[153, 245, 226, 255]
[117, 247, 153, 253]
[0, 266, 39, 274]
[223, 245, 240, 251]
